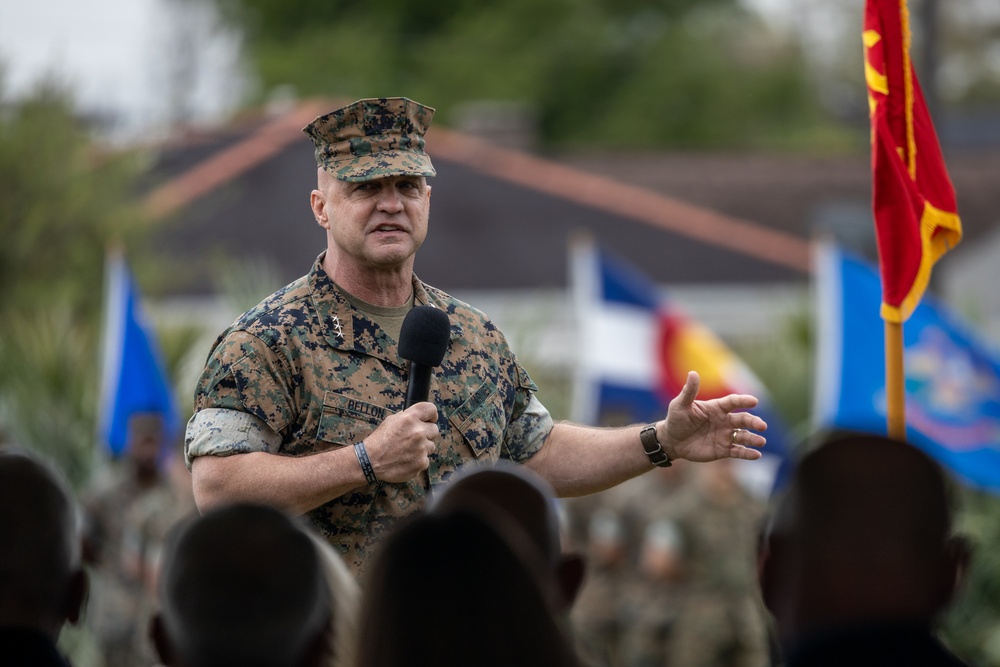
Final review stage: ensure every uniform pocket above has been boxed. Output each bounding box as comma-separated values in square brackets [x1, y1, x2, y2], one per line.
[447, 380, 505, 459]
[315, 391, 389, 447]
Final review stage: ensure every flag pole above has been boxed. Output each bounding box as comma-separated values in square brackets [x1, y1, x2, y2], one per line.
[885, 320, 906, 439]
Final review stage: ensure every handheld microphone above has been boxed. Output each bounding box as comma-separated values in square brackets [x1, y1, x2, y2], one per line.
[399, 306, 451, 408]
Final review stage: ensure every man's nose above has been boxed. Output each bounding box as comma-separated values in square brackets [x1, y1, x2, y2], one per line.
[376, 185, 404, 212]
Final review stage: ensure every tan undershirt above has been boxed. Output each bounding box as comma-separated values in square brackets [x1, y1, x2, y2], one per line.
[336, 282, 414, 342]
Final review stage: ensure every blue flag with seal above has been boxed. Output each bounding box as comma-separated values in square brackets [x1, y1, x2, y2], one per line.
[570, 237, 792, 498]
[98, 248, 179, 457]
[814, 240, 1000, 492]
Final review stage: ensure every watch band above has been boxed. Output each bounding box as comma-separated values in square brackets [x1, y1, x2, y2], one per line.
[640, 424, 672, 467]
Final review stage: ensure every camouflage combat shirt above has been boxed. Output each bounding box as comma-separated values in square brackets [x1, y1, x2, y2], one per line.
[187, 254, 553, 575]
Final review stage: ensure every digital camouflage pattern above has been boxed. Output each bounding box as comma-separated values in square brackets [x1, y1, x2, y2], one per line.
[82, 468, 169, 667]
[188, 255, 552, 576]
[303, 97, 437, 183]
[651, 479, 770, 667]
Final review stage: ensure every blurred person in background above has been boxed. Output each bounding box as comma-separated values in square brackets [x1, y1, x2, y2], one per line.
[82, 412, 169, 667]
[641, 457, 769, 667]
[0, 446, 89, 667]
[565, 463, 688, 667]
[120, 447, 197, 665]
[758, 432, 972, 667]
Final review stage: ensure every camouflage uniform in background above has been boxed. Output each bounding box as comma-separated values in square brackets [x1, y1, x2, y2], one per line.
[649, 470, 769, 667]
[617, 467, 687, 667]
[567, 469, 685, 667]
[121, 457, 197, 666]
[186, 256, 553, 576]
[82, 466, 168, 667]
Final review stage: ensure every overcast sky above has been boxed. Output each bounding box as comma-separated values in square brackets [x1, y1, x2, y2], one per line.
[0, 0, 246, 141]
[0, 0, 899, 142]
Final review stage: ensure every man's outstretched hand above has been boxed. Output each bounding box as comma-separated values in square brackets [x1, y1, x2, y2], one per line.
[658, 371, 767, 463]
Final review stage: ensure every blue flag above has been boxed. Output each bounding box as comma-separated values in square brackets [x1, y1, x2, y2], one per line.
[814, 241, 1000, 492]
[570, 238, 793, 497]
[98, 250, 179, 457]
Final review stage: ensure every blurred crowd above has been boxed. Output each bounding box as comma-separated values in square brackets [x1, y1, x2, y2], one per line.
[0, 420, 972, 667]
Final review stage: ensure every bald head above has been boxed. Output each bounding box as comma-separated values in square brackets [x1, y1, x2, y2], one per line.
[154, 504, 330, 667]
[760, 432, 966, 644]
[0, 447, 84, 635]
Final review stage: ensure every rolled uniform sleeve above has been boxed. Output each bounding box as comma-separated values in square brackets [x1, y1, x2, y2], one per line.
[184, 408, 283, 469]
[500, 364, 554, 463]
[188, 329, 295, 467]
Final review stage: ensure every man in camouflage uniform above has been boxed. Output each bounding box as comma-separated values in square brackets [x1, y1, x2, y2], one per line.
[185, 97, 769, 578]
[642, 458, 770, 667]
[83, 413, 169, 667]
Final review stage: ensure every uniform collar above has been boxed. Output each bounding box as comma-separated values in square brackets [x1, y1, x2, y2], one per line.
[307, 253, 454, 368]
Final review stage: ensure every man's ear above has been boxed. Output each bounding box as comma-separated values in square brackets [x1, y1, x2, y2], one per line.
[757, 533, 781, 615]
[310, 190, 329, 228]
[939, 535, 972, 610]
[64, 569, 88, 625]
[300, 622, 334, 667]
[556, 552, 587, 611]
[150, 614, 178, 666]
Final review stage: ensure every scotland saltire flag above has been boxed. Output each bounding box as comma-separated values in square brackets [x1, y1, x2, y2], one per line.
[570, 238, 792, 497]
[98, 249, 179, 457]
[814, 241, 1000, 492]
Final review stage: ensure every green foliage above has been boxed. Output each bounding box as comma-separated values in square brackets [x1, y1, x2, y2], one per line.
[0, 79, 169, 485]
[941, 488, 1000, 665]
[215, 0, 847, 150]
[0, 84, 148, 315]
[0, 306, 98, 488]
[732, 300, 815, 433]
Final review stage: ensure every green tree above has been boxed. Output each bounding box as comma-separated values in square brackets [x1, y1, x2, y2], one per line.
[0, 78, 164, 487]
[211, 0, 847, 150]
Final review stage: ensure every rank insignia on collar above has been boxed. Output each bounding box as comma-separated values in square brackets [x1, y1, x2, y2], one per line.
[332, 315, 344, 340]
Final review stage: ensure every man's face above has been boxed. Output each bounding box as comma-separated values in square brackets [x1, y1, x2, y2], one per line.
[315, 173, 431, 273]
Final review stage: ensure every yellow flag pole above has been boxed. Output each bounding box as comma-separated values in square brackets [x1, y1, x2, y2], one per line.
[885, 320, 906, 439]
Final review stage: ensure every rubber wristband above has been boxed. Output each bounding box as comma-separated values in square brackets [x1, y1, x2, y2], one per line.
[354, 441, 379, 485]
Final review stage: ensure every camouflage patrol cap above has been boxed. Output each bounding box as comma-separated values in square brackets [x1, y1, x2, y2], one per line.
[303, 97, 437, 182]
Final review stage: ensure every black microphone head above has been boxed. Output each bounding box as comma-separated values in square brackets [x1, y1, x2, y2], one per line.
[399, 306, 451, 367]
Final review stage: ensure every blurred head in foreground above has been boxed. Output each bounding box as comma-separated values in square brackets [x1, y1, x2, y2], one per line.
[428, 463, 585, 611]
[151, 503, 331, 667]
[357, 509, 582, 667]
[0, 446, 87, 639]
[759, 432, 970, 658]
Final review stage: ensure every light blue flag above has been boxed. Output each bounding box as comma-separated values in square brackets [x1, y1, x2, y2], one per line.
[814, 241, 1000, 492]
[98, 249, 179, 457]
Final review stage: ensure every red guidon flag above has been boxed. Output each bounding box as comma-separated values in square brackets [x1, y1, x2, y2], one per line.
[864, 0, 962, 323]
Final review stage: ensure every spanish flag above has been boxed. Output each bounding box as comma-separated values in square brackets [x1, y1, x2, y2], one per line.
[864, 0, 962, 323]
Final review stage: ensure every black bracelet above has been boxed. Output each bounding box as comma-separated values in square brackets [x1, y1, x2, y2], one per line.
[354, 441, 379, 485]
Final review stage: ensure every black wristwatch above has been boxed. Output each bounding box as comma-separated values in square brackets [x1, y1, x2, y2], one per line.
[640, 424, 672, 468]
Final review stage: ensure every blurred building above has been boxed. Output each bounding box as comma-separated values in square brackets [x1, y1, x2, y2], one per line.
[139, 99, 1000, 406]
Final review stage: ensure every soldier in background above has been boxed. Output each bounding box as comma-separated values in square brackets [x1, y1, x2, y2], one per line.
[566, 463, 688, 667]
[121, 447, 197, 665]
[644, 457, 769, 667]
[82, 413, 169, 667]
